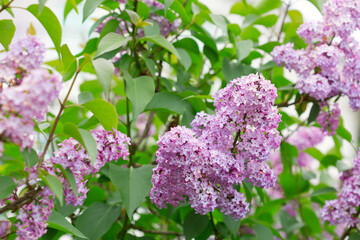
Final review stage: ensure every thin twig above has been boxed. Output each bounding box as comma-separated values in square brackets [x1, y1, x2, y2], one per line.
[0, 188, 42, 214]
[0, 0, 14, 13]
[37, 60, 86, 172]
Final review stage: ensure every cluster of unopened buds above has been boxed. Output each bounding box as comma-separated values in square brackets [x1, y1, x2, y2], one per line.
[150, 73, 282, 220]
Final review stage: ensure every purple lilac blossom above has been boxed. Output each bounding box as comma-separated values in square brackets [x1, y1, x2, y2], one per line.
[316, 102, 340, 135]
[271, 0, 360, 109]
[151, 74, 281, 219]
[287, 126, 325, 168]
[15, 187, 54, 240]
[0, 37, 61, 156]
[0, 69, 62, 155]
[321, 149, 360, 226]
[49, 128, 130, 206]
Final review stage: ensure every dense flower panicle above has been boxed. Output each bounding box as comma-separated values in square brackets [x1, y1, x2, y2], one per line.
[0, 37, 61, 156]
[150, 126, 248, 219]
[245, 161, 276, 188]
[151, 74, 281, 219]
[15, 187, 54, 240]
[316, 103, 340, 135]
[321, 149, 360, 226]
[213, 74, 282, 161]
[272, 0, 360, 110]
[91, 128, 131, 173]
[49, 128, 130, 206]
[191, 112, 235, 150]
[0, 69, 62, 155]
[296, 74, 331, 101]
[4, 36, 45, 76]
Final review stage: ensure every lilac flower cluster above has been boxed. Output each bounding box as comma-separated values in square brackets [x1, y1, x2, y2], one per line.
[321, 149, 360, 226]
[49, 128, 130, 206]
[5, 128, 130, 239]
[0, 37, 62, 156]
[316, 102, 340, 135]
[272, 0, 360, 111]
[151, 74, 281, 219]
[15, 187, 54, 240]
[287, 126, 325, 168]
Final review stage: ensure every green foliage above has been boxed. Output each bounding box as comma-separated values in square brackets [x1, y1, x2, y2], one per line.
[1, 0, 357, 239]
[109, 164, 153, 218]
[27, 4, 62, 53]
[0, 19, 15, 50]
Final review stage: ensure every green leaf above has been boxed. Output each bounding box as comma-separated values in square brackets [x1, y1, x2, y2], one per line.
[125, 9, 140, 25]
[63, 122, 98, 165]
[145, 92, 189, 114]
[177, 48, 192, 71]
[164, 0, 174, 16]
[78, 91, 94, 104]
[38, 0, 47, 14]
[255, 0, 282, 15]
[222, 58, 255, 82]
[223, 214, 240, 236]
[253, 14, 278, 27]
[61, 44, 76, 72]
[83, 99, 118, 131]
[27, 4, 62, 53]
[209, 14, 228, 35]
[0, 19, 15, 50]
[76, 202, 121, 240]
[308, 103, 320, 124]
[68, 0, 79, 14]
[125, 75, 155, 120]
[183, 211, 209, 240]
[235, 40, 253, 62]
[230, 2, 257, 16]
[305, 148, 324, 161]
[83, 0, 103, 22]
[307, 0, 326, 12]
[92, 58, 114, 99]
[47, 211, 87, 239]
[279, 210, 304, 233]
[139, 35, 181, 59]
[42, 174, 64, 206]
[254, 224, 274, 240]
[303, 207, 322, 234]
[55, 164, 78, 198]
[109, 164, 153, 218]
[336, 125, 352, 143]
[0, 176, 17, 200]
[310, 187, 336, 197]
[21, 148, 39, 168]
[349, 232, 360, 240]
[95, 33, 130, 58]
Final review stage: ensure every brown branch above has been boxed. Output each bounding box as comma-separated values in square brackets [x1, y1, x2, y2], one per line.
[0, 188, 42, 215]
[130, 225, 183, 236]
[37, 60, 85, 172]
[277, 0, 291, 42]
[0, 0, 14, 13]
